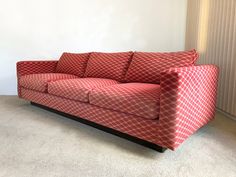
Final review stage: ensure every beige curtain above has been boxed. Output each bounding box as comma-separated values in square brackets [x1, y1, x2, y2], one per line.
[185, 0, 236, 118]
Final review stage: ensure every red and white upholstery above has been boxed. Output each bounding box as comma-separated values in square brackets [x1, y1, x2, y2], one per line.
[158, 65, 219, 149]
[48, 78, 119, 102]
[19, 73, 78, 92]
[125, 50, 198, 83]
[84, 52, 133, 81]
[17, 60, 58, 97]
[56, 52, 90, 77]
[89, 83, 160, 119]
[17, 60, 58, 77]
[20, 88, 160, 145]
[16, 50, 219, 151]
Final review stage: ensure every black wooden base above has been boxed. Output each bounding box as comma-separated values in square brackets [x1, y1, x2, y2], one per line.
[31, 102, 167, 153]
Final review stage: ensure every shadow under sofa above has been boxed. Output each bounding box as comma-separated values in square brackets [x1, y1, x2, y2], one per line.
[16, 51, 219, 152]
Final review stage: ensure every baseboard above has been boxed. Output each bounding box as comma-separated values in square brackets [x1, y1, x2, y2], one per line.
[216, 108, 236, 121]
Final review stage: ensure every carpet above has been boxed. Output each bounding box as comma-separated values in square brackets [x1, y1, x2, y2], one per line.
[0, 96, 235, 177]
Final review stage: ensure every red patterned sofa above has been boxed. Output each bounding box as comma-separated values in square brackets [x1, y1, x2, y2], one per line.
[16, 50, 219, 152]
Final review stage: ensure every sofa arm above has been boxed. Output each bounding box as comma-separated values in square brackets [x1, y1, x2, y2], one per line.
[16, 60, 58, 97]
[158, 65, 219, 150]
[17, 60, 58, 77]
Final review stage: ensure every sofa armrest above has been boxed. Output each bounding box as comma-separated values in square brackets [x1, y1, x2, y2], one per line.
[16, 60, 58, 97]
[158, 65, 219, 150]
[17, 60, 58, 77]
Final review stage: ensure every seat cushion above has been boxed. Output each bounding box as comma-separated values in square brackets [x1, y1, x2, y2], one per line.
[84, 52, 133, 81]
[89, 83, 160, 119]
[48, 78, 119, 102]
[125, 49, 199, 83]
[19, 73, 78, 92]
[55, 52, 90, 77]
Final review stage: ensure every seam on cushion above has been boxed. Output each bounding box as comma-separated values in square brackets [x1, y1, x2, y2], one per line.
[47, 78, 120, 103]
[89, 100, 159, 120]
[82, 52, 92, 78]
[45, 76, 79, 92]
[121, 51, 134, 83]
[48, 91, 90, 103]
[88, 83, 160, 119]
[88, 91, 159, 120]
[21, 86, 47, 93]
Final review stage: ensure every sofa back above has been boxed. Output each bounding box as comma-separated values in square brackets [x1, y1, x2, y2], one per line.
[56, 52, 90, 77]
[56, 50, 199, 83]
[125, 49, 199, 83]
[84, 52, 133, 81]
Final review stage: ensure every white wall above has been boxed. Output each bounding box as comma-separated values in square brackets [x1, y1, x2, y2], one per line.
[0, 0, 187, 95]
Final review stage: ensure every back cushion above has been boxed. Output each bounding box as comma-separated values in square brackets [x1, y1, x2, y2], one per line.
[56, 52, 90, 77]
[125, 49, 199, 83]
[84, 52, 133, 81]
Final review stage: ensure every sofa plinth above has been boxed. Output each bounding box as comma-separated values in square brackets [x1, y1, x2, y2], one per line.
[31, 102, 167, 153]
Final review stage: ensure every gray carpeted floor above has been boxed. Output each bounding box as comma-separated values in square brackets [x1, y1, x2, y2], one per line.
[0, 96, 236, 177]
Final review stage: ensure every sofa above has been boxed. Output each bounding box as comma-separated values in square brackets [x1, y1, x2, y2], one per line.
[16, 50, 219, 152]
